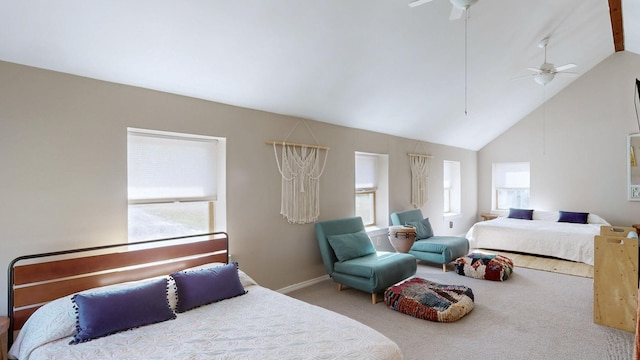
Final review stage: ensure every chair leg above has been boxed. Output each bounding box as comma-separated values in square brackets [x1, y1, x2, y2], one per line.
[442, 263, 447, 272]
[338, 283, 343, 292]
[371, 293, 378, 304]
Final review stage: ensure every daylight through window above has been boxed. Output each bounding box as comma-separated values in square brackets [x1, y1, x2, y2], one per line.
[355, 153, 379, 226]
[443, 160, 461, 215]
[127, 128, 219, 242]
[492, 162, 530, 210]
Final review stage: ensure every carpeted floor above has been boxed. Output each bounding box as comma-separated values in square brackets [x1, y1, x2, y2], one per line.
[288, 262, 632, 360]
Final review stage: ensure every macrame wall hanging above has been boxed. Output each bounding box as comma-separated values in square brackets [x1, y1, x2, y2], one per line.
[408, 142, 433, 208]
[267, 120, 329, 224]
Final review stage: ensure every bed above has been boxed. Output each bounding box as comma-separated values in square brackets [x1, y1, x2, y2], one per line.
[6, 233, 402, 360]
[465, 210, 611, 265]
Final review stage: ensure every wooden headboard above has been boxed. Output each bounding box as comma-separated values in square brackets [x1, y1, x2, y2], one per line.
[7, 232, 228, 349]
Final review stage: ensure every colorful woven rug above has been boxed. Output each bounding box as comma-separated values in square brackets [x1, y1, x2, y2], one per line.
[384, 278, 474, 322]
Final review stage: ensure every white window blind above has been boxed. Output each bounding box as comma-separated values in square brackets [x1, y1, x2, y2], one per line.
[127, 129, 218, 203]
[355, 153, 378, 190]
[443, 161, 452, 189]
[443, 160, 461, 214]
[494, 162, 530, 188]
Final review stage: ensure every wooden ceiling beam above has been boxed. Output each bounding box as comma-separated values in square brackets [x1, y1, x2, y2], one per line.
[608, 0, 624, 51]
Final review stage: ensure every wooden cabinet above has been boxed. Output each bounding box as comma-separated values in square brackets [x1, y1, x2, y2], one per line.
[0, 317, 9, 360]
[593, 227, 638, 332]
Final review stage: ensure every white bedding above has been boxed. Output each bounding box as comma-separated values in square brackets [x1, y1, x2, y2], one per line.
[465, 212, 610, 265]
[9, 270, 402, 360]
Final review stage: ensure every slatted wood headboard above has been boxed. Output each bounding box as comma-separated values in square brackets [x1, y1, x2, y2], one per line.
[7, 232, 228, 349]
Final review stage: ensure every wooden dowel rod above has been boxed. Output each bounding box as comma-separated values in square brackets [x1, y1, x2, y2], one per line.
[266, 141, 329, 150]
[408, 153, 434, 158]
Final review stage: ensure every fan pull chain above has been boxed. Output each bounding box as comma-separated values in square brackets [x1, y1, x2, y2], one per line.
[542, 86, 546, 156]
[464, 8, 468, 116]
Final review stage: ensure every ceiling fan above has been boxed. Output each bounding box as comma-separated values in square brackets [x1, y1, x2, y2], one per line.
[516, 37, 578, 86]
[409, 0, 479, 20]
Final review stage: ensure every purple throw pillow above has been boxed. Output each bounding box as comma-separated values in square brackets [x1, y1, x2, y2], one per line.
[171, 262, 247, 313]
[558, 211, 589, 224]
[508, 208, 534, 220]
[71, 278, 175, 344]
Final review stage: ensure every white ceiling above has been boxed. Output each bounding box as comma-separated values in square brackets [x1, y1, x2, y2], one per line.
[1, 0, 638, 151]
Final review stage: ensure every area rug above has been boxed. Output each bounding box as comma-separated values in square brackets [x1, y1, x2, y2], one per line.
[475, 249, 593, 278]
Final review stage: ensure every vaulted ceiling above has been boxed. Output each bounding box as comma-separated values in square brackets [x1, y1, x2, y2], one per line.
[1, 0, 638, 150]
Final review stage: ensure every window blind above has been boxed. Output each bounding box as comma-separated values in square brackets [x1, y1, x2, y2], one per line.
[494, 162, 530, 188]
[127, 130, 217, 202]
[355, 153, 378, 190]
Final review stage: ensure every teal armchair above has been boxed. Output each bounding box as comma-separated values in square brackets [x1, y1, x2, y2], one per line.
[315, 217, 417, 303]
[390, 209, 469, 271]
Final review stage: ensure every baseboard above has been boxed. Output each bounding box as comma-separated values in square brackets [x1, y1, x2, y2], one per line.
[277, 274, 330, 294]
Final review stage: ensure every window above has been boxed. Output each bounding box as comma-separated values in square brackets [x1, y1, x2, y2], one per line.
[127, 128, 223, 242]
[355, 190, 376, 226]
[355, 153, 377, 226]
[443, 160, 461, 215]
[355, 152, 388, 227]
[492, 162, 530, 210]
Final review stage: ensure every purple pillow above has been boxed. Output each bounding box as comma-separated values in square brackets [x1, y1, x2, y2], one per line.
[558, 211, 589, 224]
[508, 208, 534, 220]
[171, 262, 247, 313]
[71, 278, 175, 344]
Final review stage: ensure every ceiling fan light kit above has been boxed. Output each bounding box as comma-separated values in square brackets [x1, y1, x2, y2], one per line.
[514, 36, 578, 86]
[534, 72, 555, 86]
[450, 0, 478, 10]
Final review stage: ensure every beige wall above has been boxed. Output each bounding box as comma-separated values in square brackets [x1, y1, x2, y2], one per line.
[478, 51, 640, 226]
[0, 60, 477, 315]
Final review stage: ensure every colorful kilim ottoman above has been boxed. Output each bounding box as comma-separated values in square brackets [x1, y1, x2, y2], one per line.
[384, 278, 474, 322]
[454, 252, 514, 281]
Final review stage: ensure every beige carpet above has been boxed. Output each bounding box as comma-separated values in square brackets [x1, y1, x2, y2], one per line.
[288, 263, 632, 360]
[473, 249, 594, 278]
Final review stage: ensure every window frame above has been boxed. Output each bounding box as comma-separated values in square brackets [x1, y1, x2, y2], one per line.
[127, 128, 223, 242]
[492, 162, 530, 211]
[443, 160, 461, 215]
[355, 189, 377, 227]
[354, 152, 388, 228]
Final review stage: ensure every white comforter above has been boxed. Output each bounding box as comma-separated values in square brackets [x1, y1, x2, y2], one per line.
[9, 271, 402, 360]
[465, 214, 609, 265]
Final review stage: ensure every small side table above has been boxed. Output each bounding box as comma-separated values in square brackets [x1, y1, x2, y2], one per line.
[0, 316, 9, 360]
[480, 213, 498, 221]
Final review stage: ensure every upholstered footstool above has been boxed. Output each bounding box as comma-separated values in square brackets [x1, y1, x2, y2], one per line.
[384, 278, 474, 322]
[454, 252, 514, 281]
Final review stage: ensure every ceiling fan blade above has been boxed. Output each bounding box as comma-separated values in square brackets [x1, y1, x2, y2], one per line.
[555, 72, 579, 77]
[527, 67, 543, 73]
[511, 74, 536, 81]
[409, 0, 434, 7]
[555, 63, 577, 72]
[449, 5, 464, 20]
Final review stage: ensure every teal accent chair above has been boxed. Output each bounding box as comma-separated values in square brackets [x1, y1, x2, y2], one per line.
[390, 209, 469, 272]
[315, 217, 417, 304]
